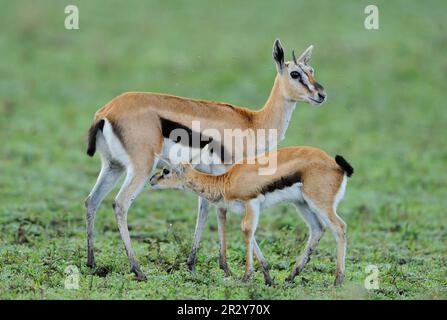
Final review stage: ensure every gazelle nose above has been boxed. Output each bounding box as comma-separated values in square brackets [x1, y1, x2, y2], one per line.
[318, 93, 326, 101]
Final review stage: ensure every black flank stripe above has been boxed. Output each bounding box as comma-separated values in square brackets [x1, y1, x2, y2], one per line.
[159, 117, 230, 162]
[258, 171, 302, 195]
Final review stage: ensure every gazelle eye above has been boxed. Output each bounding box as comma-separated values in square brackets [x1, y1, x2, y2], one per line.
[290, 71, 300, 79]
[163, 168, 170, 175]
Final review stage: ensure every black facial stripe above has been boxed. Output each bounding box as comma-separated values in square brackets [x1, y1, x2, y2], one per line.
[297, 65, 316, 92]
[159, 117, 230, 162]
[314, 81, 324, 91]
[299, 79, 310, 90]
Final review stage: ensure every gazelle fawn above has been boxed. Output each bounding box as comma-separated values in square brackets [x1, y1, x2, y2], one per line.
[85, 39, 326, 280]
[149, 146, 353, 286]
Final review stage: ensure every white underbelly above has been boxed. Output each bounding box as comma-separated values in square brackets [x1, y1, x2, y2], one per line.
[259, 183, 303, 209]
[224, 182, 304, 214]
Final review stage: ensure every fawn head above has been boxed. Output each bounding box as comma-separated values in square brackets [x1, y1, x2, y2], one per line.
[149, 166, 185, 190]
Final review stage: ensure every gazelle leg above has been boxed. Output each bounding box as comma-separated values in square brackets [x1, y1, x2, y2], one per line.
[241, 200, 260, 282]
[327, 212, 347, 286]
[286, 202, 325, 283]
[216, 207, 231, 276]
[113, 163, 151, 281]
[306, 199, 347, 286]
[187, 197, 209, 272]
[85, 159, 124, 268]
[253, 238, 273, 285]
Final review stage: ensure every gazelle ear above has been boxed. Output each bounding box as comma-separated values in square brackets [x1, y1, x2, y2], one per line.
[157, 157, 171, 168]
[298, 45, 314, 65]
[172, 163, 185, 174]
[272, 39, 285, 74]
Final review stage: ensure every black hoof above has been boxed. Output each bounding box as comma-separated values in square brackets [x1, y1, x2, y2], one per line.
[87, 260, 96, 269]
[334, 277, 344, 287]
[220, 262, 232, 277]
[187, 257, 197, 272]
[264, 277, 274, 286]
[131, 267, 147, 281]
[284, 276, 295, 284]
[241, 272, 253, 283]
[223, 269, 232, 278]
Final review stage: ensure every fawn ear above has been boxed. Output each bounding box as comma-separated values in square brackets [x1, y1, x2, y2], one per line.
[272, 39, 285, 74]
[297, 45, 314, 65]
[157, 156, 171, 168]
[171, 163, 185, 174]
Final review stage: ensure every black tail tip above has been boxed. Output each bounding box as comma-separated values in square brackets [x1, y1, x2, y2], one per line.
[86, 119, 105, 157]
[335, 155, 354, 177]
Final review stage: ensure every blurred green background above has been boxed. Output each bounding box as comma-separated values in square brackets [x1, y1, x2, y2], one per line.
[0, 0, 446, 299]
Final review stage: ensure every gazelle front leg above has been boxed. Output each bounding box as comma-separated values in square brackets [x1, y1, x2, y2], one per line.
[216, 207, 231, 276]
[187, 197, 209, 272]
[241, 199, 260, 282]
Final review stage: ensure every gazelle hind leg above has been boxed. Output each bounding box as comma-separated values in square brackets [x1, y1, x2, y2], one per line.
[85, 159, 124, 268]
[241, 199, 260, 282]
[253, 239, 273, 285]
[328, 211, 347, 286]
[285, 202, 325, 283]
[113, 160, 153, 281]
[216, 207, 231, 277]
[304, 196, 347, 286]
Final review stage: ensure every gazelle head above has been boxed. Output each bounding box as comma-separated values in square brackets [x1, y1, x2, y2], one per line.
[149, 166, 185, 190]
[149, 151, 201, 190]
[272, 39, 327, 106]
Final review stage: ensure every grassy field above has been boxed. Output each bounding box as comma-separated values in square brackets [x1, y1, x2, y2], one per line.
[0, 0, 446, 299]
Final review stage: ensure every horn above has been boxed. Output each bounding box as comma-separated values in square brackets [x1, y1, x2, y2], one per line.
[292, 50, 298, 65]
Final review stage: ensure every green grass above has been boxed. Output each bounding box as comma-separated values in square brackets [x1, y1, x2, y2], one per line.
[0, 0, 446, 299]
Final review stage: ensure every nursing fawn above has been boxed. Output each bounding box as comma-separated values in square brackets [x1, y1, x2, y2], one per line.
[149, 146, 353, 286]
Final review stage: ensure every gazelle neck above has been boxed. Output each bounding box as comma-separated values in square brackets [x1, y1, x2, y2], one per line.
[255, 76, 297, 141]
[181, 166, 225, 203]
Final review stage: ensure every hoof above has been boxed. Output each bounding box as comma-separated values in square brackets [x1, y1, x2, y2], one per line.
[131, 267, 147, 281]
[241, 271, 253, 283]
[135, 272, 147, 281]
[220, 262, 232, 277]
[187, 261, 196, 273]
[264, 277, 274, 286]
[187, 256, 197, 272]
[87, 259, 96, 269]
[284, 276, 295, 284]
[223, 269, 232, 278]
[334, 277, 344, 287]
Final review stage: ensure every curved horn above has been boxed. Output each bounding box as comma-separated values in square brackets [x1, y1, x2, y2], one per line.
[292, 50, 298, 65]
